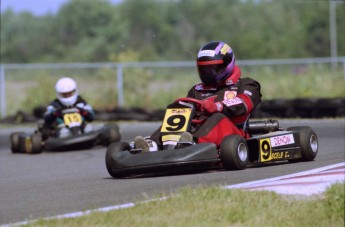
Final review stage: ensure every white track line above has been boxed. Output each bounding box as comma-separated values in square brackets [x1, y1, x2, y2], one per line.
[225, 162, 345, 196]
[4, 163, 344, 226]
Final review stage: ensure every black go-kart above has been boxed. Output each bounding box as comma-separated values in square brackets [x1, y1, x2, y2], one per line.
[106, 98, 318, 178]
[10, 108, 121, 154]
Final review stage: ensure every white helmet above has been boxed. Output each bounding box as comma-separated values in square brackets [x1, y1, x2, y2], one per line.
[55, 77, 78, 106]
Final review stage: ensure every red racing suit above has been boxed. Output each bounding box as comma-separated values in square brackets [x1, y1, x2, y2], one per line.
[151, 65, 261, 147]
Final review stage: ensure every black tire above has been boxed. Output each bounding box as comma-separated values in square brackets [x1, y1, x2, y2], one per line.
[10, 132, 25, 153]
[105, 142, 131, 178]
[30, 132, 43, 154]
[287, 126, 318, 161]
[220, 135, 249, 170]
[106, 124, 121, 144]
[99, 124, 121, 146]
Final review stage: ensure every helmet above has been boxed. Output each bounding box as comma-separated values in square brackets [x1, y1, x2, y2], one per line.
[196, 41, 236, 86]
[55, 77, 78, 106]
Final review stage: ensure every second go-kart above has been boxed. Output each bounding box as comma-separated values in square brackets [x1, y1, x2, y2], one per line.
[105, 98, 318, 178]
[10, 108, 121, 154]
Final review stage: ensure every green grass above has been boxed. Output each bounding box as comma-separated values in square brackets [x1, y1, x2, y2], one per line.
[25, 182, 344, 227]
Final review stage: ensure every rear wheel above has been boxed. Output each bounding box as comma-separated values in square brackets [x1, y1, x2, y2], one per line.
[220, 135, 249, 170]
[10, 132, 25, 153]
[287, 126, 318, 161]
[105, 142, 131, 178]
[30, 132, 43, 154]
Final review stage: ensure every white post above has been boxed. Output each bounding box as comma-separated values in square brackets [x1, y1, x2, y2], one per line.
[0, 66, 6, 119]
[117, 64, 124, 107]
[329, 1, 338, 71]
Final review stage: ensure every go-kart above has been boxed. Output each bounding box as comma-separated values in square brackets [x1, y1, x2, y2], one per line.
[10, 108, 121, 154]
[105, 98, 318, 178]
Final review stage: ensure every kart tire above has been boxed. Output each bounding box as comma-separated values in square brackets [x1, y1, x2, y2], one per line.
[105, 142, 131, 178]
[287, 126, 318, 161]
[30, 132, 43, 154]
[10, 132, 25, 153]
[106, 124, 121, 144]
[220, 135, 249, 170]
[99, 124, 121, 146]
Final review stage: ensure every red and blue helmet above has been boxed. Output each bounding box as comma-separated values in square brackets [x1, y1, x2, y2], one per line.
[197, 41, 236, 86]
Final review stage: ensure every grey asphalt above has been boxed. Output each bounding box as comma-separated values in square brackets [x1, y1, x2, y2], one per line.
[0, 119, 344, 225]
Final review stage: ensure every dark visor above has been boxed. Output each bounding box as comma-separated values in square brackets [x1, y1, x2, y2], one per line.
[60, 90, 76, 98]
[197, 61, 225, 85]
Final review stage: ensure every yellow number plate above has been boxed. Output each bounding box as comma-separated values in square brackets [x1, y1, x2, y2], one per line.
[63, 113, 82, 127]
[161, 108, 192, 133]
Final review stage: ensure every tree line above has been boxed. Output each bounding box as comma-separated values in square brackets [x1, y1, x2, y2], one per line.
[1, 0, 344, 63]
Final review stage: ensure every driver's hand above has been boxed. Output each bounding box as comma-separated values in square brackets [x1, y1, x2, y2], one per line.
[52, 109, 62, 117]
[202, 100, 223, 114]
[77, 108, 88, 116]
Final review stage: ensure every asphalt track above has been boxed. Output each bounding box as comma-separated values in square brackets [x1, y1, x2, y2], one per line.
[0, 119, 344, 225]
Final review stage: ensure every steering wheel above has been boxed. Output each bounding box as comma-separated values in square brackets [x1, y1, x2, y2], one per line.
[174, 97, 203, 110]
[173, 97, 206, 124]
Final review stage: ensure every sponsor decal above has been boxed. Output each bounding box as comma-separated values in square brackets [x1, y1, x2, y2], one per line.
[220, 44, 231, 55]
[224, 91, 237, 100]
[244, 90, 252, 96]
[222, 97, 242, 107]
[163, 140, 178, 146]
[171, 109, 189, 114]
[226, 80, 234, 85]
[195, 84, 203, 90]
[270, 134, 295, 147]
[201, 93, 213, 96]
[195, 84, 217, 91]
[198, 50, 215, 58]
[260, 138, 291, 162]
[215, 102, 223, 111]
[162, 134, 181, 142]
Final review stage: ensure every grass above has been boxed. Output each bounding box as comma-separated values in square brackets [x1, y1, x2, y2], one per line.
[25, 182, 344, 227]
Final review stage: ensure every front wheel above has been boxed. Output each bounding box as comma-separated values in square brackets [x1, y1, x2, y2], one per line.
[105, 142, 131, 178]
[287, 126, 318, 161]
[220, 135, 249, 170]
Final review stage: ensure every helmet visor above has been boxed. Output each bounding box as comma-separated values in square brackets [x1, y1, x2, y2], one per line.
[197, 61, 225, 85]
[59, 89, 76, 98]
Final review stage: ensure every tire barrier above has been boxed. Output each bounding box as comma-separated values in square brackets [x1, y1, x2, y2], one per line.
[1, 98, 344, 124]
[251, 98, 345, 119]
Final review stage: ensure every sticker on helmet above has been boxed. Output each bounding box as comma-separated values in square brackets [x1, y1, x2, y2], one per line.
[220, 44, 231, 55]
[198, 50, 215, 58]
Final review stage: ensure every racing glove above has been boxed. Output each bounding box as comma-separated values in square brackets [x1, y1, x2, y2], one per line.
[77, 108, 88, 117]
[202, 99, 223, 114]
[52, 109, 62, 117]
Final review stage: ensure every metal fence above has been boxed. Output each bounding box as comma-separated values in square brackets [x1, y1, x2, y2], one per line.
[0, 57, 344, 119]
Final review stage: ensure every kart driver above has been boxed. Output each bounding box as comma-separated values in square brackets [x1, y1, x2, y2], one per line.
[134, 41, 262, 152]
[42, 77, 95, 138]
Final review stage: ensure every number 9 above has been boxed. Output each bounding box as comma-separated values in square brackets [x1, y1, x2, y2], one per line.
[166, 115, 186, 131]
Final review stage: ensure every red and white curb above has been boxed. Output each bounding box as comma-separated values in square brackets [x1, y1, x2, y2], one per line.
[225, 162, 345, 196]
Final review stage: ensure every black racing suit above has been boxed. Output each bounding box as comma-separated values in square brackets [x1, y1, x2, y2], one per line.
[42, 96, 95, 138]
